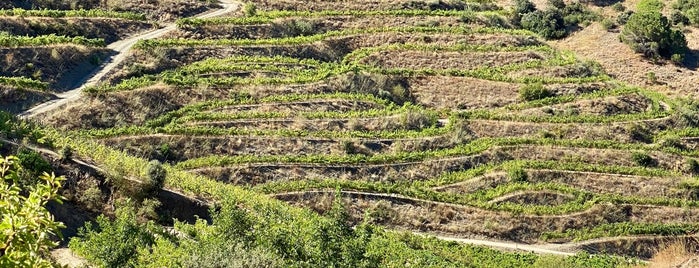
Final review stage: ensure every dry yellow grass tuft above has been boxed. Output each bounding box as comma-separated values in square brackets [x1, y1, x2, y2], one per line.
[640, 241, 697, 268]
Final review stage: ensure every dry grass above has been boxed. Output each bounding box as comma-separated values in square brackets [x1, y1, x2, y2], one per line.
[638, 242, 695, 268]
[550, 23, 699, 99]
[361, 50, 546, 70]
[1, 46, 109, 89]
[409, 76, 522, 109]
[249, 0, 487, 12]
[516, 93, 653, 117]
[0, 17, 153, 44]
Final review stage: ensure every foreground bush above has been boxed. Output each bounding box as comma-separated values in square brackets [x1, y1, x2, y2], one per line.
[0, 155, 64, 267]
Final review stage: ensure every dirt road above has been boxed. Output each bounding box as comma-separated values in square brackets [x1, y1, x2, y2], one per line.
[19, 0, 240, 119]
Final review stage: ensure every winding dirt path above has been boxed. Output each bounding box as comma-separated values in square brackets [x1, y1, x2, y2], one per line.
[19, 0, 240, 119]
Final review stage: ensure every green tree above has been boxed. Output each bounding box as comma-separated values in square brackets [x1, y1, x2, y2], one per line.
[0, 155, 65, 267]
[512, 0, 537, 25]
[143, 160, 166, 195]
[520, 9, 567, 39]
[620, 9, 688, 59]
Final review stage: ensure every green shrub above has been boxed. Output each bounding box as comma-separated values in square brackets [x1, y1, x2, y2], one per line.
[144, 160, 166, 195]
[646, 71, 658, 84]
[612, 2, 626, 12]
[676, 99, 699, 127]
[59, 145, 73, 162]
[561, 2, 599, 26]
[511, 0, 537, 25]
[601, 18, 616, 30]
[631, 152, 657, 167]
[401, 110, 437, 130]
[508, 167, 529, 182]
[16, 148, 52, 184]
[671, 10, 690, 25]
[637, 0, 665, 12]
[521, 9, 567, 39]
[626, 123, 653, 143]
[673, 0, 699, 25]
[519, 83, 552, 101]
[617, 10, 634, 24]
[243, 2, 257, 17]
[620, 9, 688, 59]
[671, 53, 685, 65]
[660, 137, 686, 150]
[69, 205, 158, 268]
[549, 0, 566, 9]
[685, 159, 699, 174]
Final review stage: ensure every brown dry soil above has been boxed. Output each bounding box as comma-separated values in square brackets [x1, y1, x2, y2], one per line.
[0, 17, 154, 44]
[0, 85, 55, 113]
[0, 0, 216, 21]
[249, 0, 499, 12]
[172, 15, 497, 40]
[277, 191, 699, 244]
[0, 46, 110, 90]
[550, 23, 699, 99]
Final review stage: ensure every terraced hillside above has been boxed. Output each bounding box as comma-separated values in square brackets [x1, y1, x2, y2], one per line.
[0, 1, 217, 113]
[6, 0, 699, 266]
[33, 0, 699, 261]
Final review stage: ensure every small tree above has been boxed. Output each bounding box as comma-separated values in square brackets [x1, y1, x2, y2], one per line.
[144, 160, 166, 195]
[620, 10, 688, 60]
[521, 9, 567, 39]
[512, 0, 537, 25]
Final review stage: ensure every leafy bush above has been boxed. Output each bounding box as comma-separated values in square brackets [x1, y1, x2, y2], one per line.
[601, 18, 616, 30]
[561, 2, 599, 26]
[16, 148, 52, 184]
[508, 166, 529, 182]
[519, 83, 552, 101]
[549, 0, 566, 9]
[612, 2, 626, 11]
[617, 10, 634, 24]
[671, 9, 691, 25]
[673, 0, 699, 25]
[70, 205, 158, 268]
[626, 123, 653, 143]
[511, 0, 537, 25]
[637, 0, 665, 12]
[59, 145, 73, 161]
[646, 71, 658, 84]
[685, 159, 699, 174]
[401, 110, 437, 130]
[631, 152, 657, 167]
[660, 137, 686, 150]
[671, 53, 685, 65]
[620, 9, 688, 59]
[521, 9, 567, 39]
[0, 155, 65, 267]
[144, 160, 166, 195]
[675, 99, 699, 127]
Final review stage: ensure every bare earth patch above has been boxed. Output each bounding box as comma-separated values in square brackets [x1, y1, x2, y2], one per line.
[550, 23, 699, 99]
